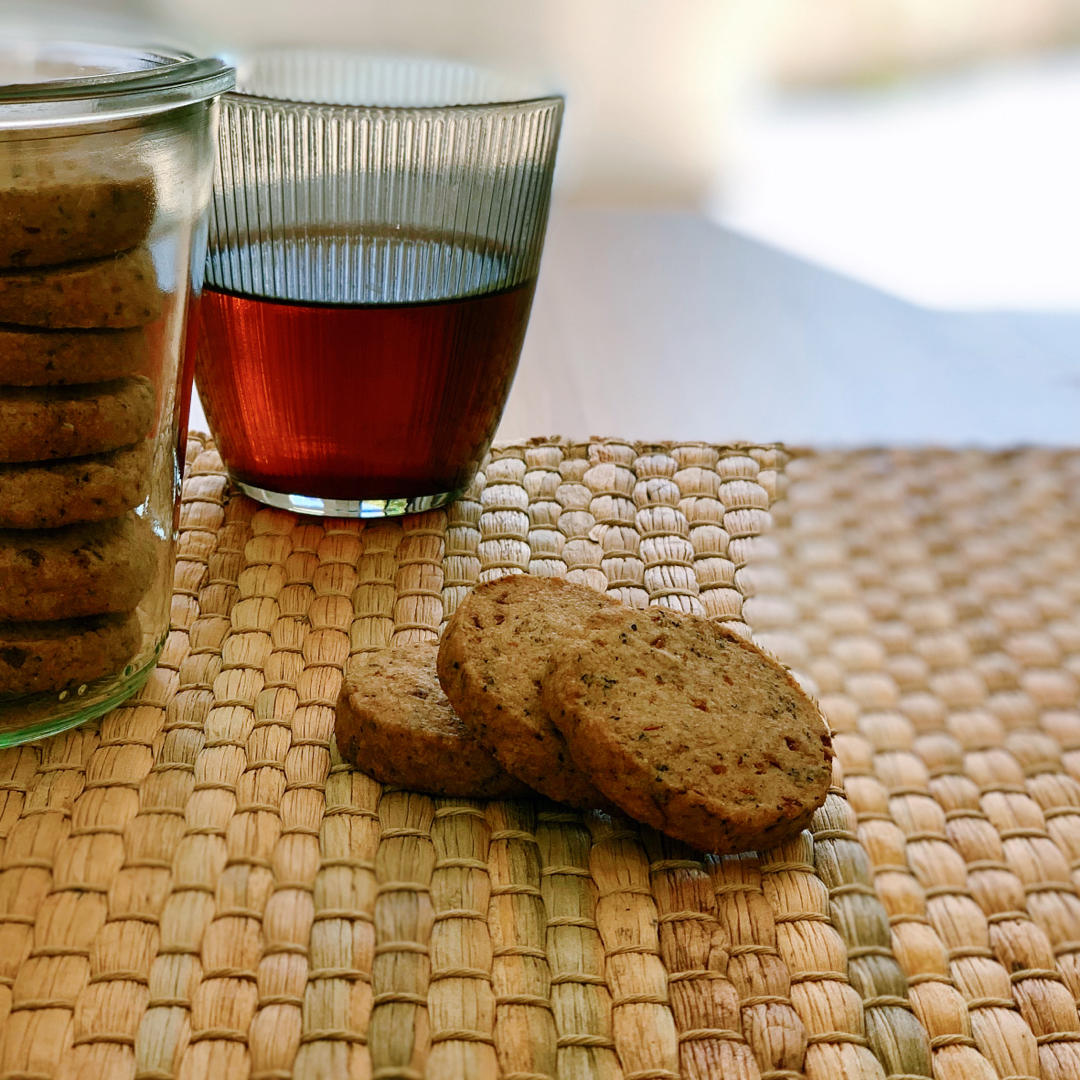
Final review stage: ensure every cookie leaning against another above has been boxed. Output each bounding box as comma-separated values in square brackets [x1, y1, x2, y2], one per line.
[0, 441, 151, 528]
[541, 605, 834, 853]
[0, 376, 155, 462]
[0, 325, 148, 385]
[0, 613, 142, 698]
[0, 246, 163, 328]
[336, 642, 532, 798]
[437, 574, 618, 810]
[0, 512, 157, 622]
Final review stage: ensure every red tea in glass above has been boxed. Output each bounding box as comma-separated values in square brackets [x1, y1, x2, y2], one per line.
[198, 51, 562, 517]
[196, 234, 535, 510]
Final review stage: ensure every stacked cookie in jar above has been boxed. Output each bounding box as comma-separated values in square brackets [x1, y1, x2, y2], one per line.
[0, 159, 163, 707]
[0, 42, 232, 745]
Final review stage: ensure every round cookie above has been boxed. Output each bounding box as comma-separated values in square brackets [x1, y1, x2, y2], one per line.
[0, 612, 142, 698]
[437, 574, 619, 809]
[0, 160, 154, 268]
[0, 325, 148, 385]
[0, 441, 151, 528]
[0, 246, 163, 328]
[337, 642, 532, 798]
[541, 606, 834, 853]
[0, 512, 157, 622]
[0, 376, 155, 462]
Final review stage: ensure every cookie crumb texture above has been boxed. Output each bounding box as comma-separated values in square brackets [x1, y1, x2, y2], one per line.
[0, 325, 149, 386]
[0, 613, 141, 698]
[0, 441, 151, 528]
[0, 513, 157, 622]
[0, 376, 156, 463]
[437, 574, 619, 809]
[0, 246, 163, 329]
[0, 164, 154, 269]
[543, 605, 834, 853]
[336, 642, 531, 798]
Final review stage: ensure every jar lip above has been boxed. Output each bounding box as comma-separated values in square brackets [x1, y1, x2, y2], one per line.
[0, 41, 230, 99]
[0, 40, 235, 126]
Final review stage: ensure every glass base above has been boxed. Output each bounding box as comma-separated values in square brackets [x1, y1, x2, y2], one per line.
[234, 478, 461, 518]
[0, 652, 158, 748]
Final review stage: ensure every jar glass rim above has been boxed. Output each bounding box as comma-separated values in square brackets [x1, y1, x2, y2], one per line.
[0, 40, 235, 125]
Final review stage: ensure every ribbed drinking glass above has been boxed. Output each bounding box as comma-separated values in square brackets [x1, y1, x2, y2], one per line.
[196, 50, 563, 517]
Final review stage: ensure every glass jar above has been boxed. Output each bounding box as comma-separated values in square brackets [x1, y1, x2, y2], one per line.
[0, 41, 234, 744]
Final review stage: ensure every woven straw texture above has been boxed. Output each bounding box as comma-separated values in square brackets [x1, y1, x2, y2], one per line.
[1, 438, 1078, 1080]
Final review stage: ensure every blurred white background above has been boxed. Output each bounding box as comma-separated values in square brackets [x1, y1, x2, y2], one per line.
[719, 52, 1080, 309]
[10, 0, 1080, 311]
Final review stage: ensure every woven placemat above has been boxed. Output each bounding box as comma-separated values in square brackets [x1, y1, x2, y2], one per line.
[1, 438, 1078, 1080]
[748, 448, 1080, 1080]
